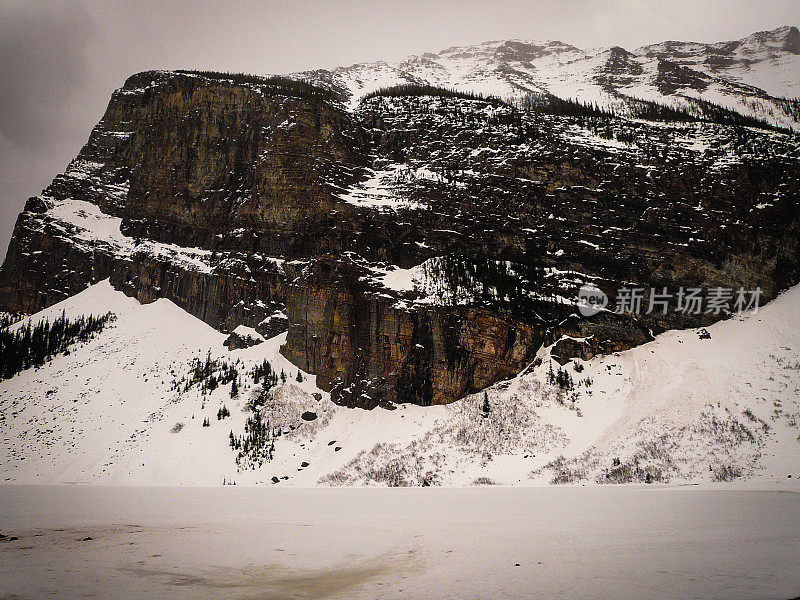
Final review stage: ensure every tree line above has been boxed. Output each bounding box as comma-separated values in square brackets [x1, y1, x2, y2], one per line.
[362, 83, 507, 106]
[0, 311, 115, 380]
[516, 92, 789, 132]
[175, 70, 339, 103]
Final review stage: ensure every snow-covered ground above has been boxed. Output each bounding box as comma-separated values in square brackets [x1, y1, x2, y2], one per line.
[337, 163, 426, 210]
[1, 279, 799, 487]
[0, 485, 798, 599]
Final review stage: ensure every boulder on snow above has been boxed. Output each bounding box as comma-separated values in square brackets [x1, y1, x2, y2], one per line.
[225, 325, 265, 350]
[301, 411, 317, 422]
[256, 311, 289, 339]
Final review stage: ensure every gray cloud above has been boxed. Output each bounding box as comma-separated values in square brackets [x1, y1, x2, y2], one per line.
[0, 2, 95, 148]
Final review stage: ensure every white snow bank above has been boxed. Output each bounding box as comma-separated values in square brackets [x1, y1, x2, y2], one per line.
[2, 280, 800, 488]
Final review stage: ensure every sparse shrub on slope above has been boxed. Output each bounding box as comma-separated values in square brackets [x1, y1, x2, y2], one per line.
[533, 403, 766, 484]
[535, 452, 598, 485]
[471, 477, 498, 486]
[320, 384, 568, 486]
[712, 464, 742, 482]
[427, 386, 567, 460]
[319, 443, 445, 487]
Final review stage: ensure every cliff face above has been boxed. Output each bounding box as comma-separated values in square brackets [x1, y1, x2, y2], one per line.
[281, 260, 546, 406]
[0, 198, 120, 314]
[0, 71, 362, 329]
[2, 71, 800, 408]
[0, 197, 286, 332]
[280, 257, 659, 405]
[114, 72, 368, 251]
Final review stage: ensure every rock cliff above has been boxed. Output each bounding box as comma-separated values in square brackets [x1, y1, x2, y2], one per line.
[2, 69, 800, 407]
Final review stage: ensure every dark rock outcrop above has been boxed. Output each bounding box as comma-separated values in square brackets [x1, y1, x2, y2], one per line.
[2, 71, 800, 409]
[225, 327, 265, 350]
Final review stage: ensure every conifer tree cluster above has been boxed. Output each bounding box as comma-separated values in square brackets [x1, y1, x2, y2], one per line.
[421, 253, 547, 318]
[182, 351, 238, 393]
[774, 97, 800, 122]
[251, 359, 278, 386]
[229, 410, 275, 468]
[517, 93, 617, 119]
[547, 362, 575, 391]
[174, 70, 338, 102]
[246, 360, 280, 412]
[217, 404, 230, 420]
[517, 92, 786, 132]
[362, 83, 506, 105]
[0, 312, 23, 330]
[0, 311, 115, 380]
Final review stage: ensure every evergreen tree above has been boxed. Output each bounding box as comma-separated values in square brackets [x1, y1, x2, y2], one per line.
[0, 312, 115, 380]
[231, 410, 273, 468]
[482, 392, 491, 416]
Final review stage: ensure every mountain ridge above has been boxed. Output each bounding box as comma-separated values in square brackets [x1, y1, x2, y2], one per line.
[291, 25, 800, 129]
[1, 25, 800, 410]
[1, 25, 800, 487]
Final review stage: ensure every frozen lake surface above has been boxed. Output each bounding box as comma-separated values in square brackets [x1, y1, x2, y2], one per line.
[0, 485, 798, 599]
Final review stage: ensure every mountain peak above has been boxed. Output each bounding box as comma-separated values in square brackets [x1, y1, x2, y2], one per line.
[291, 25, 800, 128]
[738, 24, 800, 53]
[782, 25, 800, 54]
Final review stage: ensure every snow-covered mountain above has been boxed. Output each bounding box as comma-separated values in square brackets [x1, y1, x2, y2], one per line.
[1, 279, 798, 486]
[295, 25, 800, 130]
[1, 26, 800, 488]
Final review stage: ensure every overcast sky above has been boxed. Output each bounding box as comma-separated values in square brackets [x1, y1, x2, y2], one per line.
[1, 0, 797, 259]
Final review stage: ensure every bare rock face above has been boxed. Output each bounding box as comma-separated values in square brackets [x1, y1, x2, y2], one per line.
[0, 71, 363, 328]
[114, 72, 368, 251]
[281, 260, 544, 406]
[225, 326, 265, 350]
[108, 250, 286, 332]
[280, 258, 658, 405]
[0, 197, 287, 332]
[2, 70, 800, 409]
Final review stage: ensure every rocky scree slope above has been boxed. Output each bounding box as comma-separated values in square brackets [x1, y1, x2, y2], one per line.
[1, 68, 800, 407]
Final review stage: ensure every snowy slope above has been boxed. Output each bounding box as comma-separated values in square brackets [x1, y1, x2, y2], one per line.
[1, 279, 799, 487]
[636, 25, 800, 98]
[0, 281, 315, 485]
[292, 26, 800, 130]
